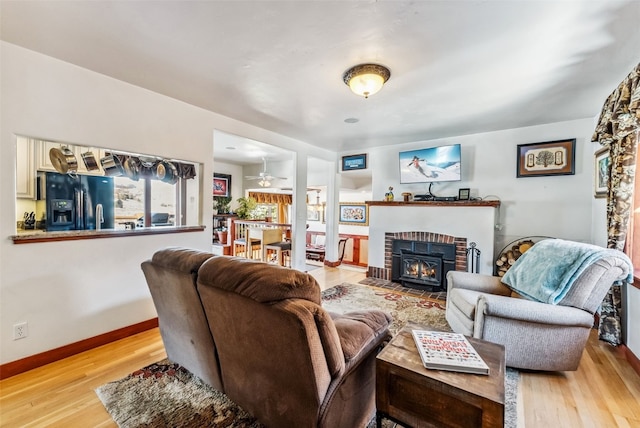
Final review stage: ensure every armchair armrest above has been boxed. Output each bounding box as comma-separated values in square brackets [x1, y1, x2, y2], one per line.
[329, 310, 392, 370]
[447, 271, 511, 296]
[476, 293, 594, 327]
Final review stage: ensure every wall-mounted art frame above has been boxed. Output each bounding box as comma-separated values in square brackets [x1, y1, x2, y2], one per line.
[213, 173, 231, 197]
[338, 203, 369, 226]
[594, 147, 610, 198]
[341, 153, 367, 171]
[516, 139, 576, 178]
[307, 206, 321, 222]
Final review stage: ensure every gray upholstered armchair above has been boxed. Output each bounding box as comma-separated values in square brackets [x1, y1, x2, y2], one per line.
[446, 239, 632, 371]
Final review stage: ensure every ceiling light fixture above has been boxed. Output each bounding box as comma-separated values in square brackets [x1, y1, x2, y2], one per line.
[343, 63, 391, 98]
[258, 178, 271, 187]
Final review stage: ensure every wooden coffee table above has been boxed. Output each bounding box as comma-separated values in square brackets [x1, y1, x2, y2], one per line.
[376, 322, 505, 428]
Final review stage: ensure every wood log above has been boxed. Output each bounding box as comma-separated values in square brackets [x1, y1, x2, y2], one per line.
[519, 241, 534, 253]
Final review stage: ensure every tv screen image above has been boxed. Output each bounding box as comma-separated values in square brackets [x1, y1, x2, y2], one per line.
[399, 144, 461, 184]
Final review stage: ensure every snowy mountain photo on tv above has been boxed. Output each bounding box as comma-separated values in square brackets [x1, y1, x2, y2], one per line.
[399, 144, 461, 184]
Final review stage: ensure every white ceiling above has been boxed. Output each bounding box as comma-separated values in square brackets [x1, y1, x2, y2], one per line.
[2, 0, 639, 165]
[213, 131, 294, 165]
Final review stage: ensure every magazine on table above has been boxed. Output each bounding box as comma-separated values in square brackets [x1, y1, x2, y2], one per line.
[411, 330, 490, 375]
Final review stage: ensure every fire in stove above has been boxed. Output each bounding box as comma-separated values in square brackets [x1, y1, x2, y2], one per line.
[401, 252, 443, 286]
[391, 238, 457, 292]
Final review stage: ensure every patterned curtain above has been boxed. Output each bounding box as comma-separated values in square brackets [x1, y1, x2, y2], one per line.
[248, 192, 292, 224]
[591, 62, 640, 345]
[248, 192, 292, 205]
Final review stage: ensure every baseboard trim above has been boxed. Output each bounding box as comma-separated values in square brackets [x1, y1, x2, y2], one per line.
[621, 344, 640, 377]
[0, 318, 159, 380]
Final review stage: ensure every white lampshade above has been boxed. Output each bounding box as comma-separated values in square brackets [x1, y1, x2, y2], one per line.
[258, 179, 271, 187]
[343, 64, 391, 98]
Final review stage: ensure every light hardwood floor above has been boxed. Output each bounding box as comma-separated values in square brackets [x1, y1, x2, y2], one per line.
[1, 266, 638, 427]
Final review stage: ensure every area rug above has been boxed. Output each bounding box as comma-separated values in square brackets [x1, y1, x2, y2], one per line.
[96, 283, 518, 428]
[322, 283, 450, 336]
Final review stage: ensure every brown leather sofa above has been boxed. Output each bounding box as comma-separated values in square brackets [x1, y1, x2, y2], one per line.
[142, 247, 392, 427]
[141, 247, 223, 389]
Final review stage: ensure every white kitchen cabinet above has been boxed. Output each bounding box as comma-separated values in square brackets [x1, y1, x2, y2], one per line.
[16, 137, 36, 199]
[35, 140, 61, 172]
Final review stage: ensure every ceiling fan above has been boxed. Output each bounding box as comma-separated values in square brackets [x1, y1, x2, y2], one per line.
[245, 157, 287, 187]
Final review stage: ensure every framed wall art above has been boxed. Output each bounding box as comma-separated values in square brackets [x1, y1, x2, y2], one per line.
[338, 203, 369, 226]
[307, 207, 321, 222]
[341, 153, 367, 171]
[594, 147, 610, 198]
[516, 139, 576, 178]
[458, 188, 470, 201]
[213, 173, 231, 197]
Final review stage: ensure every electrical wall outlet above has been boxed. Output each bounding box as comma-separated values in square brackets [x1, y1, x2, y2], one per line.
[13, 322, 28, 340]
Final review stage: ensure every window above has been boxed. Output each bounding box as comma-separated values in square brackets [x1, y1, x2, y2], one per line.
[255, 204, 278, 222]
[150, 179, 177, 223]
[114, 177, 145, 226]
[114, 176, 178, 229]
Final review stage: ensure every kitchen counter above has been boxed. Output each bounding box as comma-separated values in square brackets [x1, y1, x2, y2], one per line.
[10, 225, 206, 244]
[15, 229, 47, 235]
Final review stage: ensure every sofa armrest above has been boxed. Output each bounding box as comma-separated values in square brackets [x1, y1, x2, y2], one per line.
[328, 310, 392, 368]
[447, 271, 511, 296]
[476, 293, 594, 327]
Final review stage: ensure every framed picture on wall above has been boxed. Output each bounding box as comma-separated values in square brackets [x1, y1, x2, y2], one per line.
[341, 153, 367, 171]
[307, 207, 321, 222]
[516, 139, 576, 177]
[213, 173, 231, 197]
[594, 147, 610, 198]
[338, 203, 369, 226]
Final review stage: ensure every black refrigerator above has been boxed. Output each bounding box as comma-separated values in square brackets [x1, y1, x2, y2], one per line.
[45, 172, 115, 231]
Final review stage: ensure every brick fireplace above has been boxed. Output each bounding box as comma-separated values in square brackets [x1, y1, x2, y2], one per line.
[367, 231, 468, 286]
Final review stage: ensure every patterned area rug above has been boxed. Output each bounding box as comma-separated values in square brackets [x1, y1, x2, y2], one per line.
[96, 283, 517, 428]
[322, 283, 450, 336]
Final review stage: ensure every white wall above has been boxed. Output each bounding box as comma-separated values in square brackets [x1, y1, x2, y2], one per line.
[0, 42, 331, 365]
[366, 119, 640, 357]
[369, 119, 596, 258]
[368, 205, 497, 274]
[306, 188, 372, 236]
[3, 41, 637, 365]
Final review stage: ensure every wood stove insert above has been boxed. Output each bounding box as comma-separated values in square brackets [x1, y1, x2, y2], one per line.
[391, 239, 456, 291]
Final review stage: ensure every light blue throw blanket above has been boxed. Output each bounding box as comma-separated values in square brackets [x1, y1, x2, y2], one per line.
[501, 239, 633, 304]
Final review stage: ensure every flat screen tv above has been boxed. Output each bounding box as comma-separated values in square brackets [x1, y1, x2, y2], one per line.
[399, 144, 462, 184]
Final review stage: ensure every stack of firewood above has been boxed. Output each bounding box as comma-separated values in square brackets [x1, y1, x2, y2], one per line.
[495, 239, 535, 277]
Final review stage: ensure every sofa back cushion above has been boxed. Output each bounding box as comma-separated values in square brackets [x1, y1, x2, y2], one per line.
[199, 256, 321, 304]
[141, 247, 223, 390]
[196, 256, 344, 427]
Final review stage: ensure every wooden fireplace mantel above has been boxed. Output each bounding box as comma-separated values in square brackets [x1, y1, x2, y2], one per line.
[366, 200, 500, 208]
